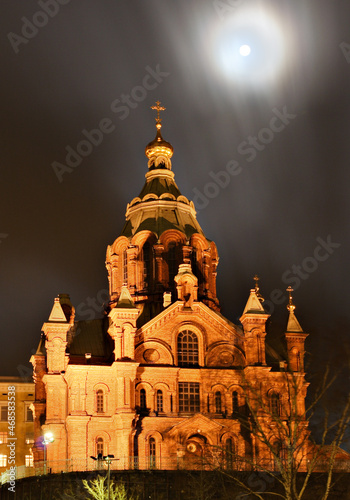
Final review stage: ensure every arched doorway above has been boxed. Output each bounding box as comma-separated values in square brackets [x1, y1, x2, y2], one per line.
[183, 434, 208, 470]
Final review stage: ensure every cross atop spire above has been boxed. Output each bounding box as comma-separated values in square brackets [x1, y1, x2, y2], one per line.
[145, 101, 173, 163]
[253, 274, 264, 302]
[151, 101, 166, 128]
[286, 286, 296, 313]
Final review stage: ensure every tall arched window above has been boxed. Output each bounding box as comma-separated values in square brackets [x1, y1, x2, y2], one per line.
[269, 392, 280, 417]
[225, 438, 233, 469]
[96, 437, 104, 457]
[123, 249, 128, 284]
[143, 242, 151, 287]
[215, 391, 222, 413]
[177, 330, 199, 366]
[149, 437, 156, 468]
[140, 389, 147, 410]
[232, 391, 239, 413]
[96, 390, 104, 413]
[156, 390, 163, 413]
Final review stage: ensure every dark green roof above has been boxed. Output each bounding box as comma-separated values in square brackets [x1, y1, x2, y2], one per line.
[138, 175, 182, 199]
[121, 213, 202, 239]
[69, 318, 113, 360]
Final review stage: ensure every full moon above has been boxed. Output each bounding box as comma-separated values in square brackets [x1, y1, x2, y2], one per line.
[239, 44, 251, 56]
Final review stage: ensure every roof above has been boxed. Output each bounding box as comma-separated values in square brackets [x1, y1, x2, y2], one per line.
[68, 317, 113, 361]
[116, 286, 137, 309]
[241, 289, 267, 315]
[286, 310, 304, 333]
[138, 174, 182, 199]
[35, 334, 47, 356]
[121, 207, 204, 239]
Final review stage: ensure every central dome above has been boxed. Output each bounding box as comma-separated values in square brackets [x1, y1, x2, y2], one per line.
[106, 102, 220, 324]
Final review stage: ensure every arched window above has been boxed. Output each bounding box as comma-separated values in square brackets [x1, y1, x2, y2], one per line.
[292, 347, 301, 371]
[143, 242, 151, 287]
[149, 437, 156, 468]
[96, 437, 104, 457]
[215, 391, 222, 413]
[96, 390, 104, 413]
[269, 392, 280, 417]
[156, 390, 163, 413]
[225, 438, 233, 469]
[232, 391, 239, 413]
[140, 389, 147, 410]
[123, 249, 128, 284]
[177, 330, 199, 366]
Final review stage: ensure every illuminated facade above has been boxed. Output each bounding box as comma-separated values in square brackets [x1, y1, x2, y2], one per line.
[30, 103, 310, 471]
[0, 377, 34, 472]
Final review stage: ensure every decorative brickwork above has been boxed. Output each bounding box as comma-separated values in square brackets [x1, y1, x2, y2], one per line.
[30, 113, 310, 472]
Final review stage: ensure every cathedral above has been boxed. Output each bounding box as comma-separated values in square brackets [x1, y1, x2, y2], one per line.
[30, 103, 310, 472]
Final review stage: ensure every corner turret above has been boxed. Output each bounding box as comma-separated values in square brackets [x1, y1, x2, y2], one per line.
[284, 287, 308, 372]
[240, 276, 270, 365]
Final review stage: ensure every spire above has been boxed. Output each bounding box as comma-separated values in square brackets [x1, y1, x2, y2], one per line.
[48, 297, 67, 322]
[35, 333, 46, 356]
[115, 285, 137, 309]
[242, 276, 266, 315]
[286, 286, 303, 333]
[145, 101, 174, 167]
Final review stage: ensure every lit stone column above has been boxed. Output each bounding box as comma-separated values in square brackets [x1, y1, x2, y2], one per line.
[154, 244, 164, 288]
[127, 246, 138, 294]
[202, 250, 211, 293]
[182, 245, 192, 265]
[110, 255, 119, 301]
[211, 259, 218, 299]
[108, 286, 140, 361]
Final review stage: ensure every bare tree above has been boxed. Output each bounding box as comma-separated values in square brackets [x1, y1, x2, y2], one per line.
[205, 366, 350, 500]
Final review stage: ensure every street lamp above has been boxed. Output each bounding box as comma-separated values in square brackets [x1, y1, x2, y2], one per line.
[90, 454, 118, 500]
[43, 431, 54, 474]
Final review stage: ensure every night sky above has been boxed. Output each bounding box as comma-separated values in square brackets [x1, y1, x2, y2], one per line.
[1, 1, 349, 436]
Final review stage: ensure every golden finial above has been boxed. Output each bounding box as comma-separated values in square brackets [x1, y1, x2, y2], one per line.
[253, 274, 264, 302]
[151, 101, 166, 129]
[145, 101, 173, 162]
[286, 286, 296, 313]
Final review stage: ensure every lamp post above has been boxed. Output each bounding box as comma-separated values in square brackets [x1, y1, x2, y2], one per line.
[90, 454, 118, 500]
[42, 431, 54, 474]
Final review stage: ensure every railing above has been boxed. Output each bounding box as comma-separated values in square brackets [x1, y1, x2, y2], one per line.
[1, 455, 349, 485]
[0, 456, 202, 484]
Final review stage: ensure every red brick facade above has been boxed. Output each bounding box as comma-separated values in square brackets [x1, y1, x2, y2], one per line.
[30, 115, 310, 472]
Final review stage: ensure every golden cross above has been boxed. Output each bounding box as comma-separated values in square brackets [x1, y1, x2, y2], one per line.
[253, 274, 264, 302]
[151, 101, 166, 124]
[253, 274, 260, 290]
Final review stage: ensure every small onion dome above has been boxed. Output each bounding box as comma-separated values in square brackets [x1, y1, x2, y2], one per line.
[145, 123, 174, 159]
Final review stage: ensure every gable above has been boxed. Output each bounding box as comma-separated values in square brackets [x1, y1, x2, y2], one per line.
[168, 413, 227, 442]
[137, 301, 243, 346]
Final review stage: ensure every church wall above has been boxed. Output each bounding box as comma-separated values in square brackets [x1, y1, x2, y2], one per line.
[28, 115, 312, 474]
